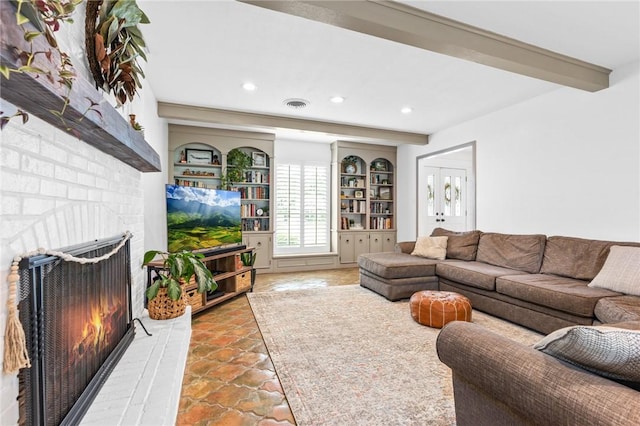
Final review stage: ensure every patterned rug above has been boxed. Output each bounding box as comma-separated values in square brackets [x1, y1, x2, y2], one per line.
[247, 285, 542, 426]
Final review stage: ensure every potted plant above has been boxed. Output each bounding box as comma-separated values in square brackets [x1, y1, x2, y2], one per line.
[142, 250, 217, 320]
[240, 251, 258, 291]
[221, 148, 253, 189]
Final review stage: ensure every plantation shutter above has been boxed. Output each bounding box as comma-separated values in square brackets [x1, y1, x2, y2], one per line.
[275, 162, 329, 253]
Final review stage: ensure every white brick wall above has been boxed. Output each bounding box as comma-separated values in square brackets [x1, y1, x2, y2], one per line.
[0, 114, 147, 424]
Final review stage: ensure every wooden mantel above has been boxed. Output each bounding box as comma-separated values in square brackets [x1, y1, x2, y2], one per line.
[0, 3, 160, 172]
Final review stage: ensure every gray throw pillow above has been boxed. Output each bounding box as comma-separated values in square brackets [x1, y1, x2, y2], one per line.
[534, 325, 640, 385]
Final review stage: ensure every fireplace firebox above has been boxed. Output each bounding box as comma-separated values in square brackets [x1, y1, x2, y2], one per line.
[17, 235, 135, 426]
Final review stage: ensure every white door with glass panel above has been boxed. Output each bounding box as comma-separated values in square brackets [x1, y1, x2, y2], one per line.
[418, 167, 467, 235]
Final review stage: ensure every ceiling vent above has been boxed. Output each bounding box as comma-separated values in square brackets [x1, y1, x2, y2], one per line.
[283, 98, 309, 109]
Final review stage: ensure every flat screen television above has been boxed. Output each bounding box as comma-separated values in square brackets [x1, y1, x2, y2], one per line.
[165, 184, 242, 252]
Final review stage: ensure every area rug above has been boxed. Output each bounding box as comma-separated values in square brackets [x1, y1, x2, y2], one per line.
[247, 285, 542, 426]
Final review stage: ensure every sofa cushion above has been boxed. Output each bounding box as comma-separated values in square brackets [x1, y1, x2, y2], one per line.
[540, 236, 640, 281]
[358, 252, 438, 279]
[605, 321, 640, 331]
[476, 233, 546, 273]
[436, 261, 528, 291]
[589, 246, 640, 296]
[534, 324, 640, 386]
[594, 296, 640, 324]
[497, 274, 621, 317]
[430, 228, 481, 261]
[411, 236, 448, 260]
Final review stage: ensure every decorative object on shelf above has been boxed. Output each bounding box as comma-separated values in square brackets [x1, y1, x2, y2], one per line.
[379, 187, 391, 200]
[179, 150, 187, 163]
[256, 208, 264, 216]
[182, 169, 215, 177]
[212, 154, 220, 165]
[85, 0, 150, 105]
[373, 160, 387, 171]
[355, 190, 364, 198]
[342, 155, 359, 173]
[128, 114, 143, 132]
[142, 250, 217, 320]
[186, 148, 214, 164]
[252, 151, 267, 167]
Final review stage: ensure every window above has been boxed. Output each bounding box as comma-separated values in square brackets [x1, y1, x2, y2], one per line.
[275, 162, 329, 254]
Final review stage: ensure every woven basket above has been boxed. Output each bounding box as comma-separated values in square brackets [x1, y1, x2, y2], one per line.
[147, 287, 187, 320]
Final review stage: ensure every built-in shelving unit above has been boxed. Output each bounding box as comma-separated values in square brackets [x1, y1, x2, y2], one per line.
[333, 141, 397, 264]
[168, 125, 275, 271]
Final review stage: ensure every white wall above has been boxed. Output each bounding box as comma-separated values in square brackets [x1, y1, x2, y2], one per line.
[398, 60, 640, 242]
[137, 89, 169, 253]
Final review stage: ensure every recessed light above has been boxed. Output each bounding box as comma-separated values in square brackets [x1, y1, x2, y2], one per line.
[401, 106, 413, 114]
[330, 96, 345, 103]
[242, 82, 257, 91]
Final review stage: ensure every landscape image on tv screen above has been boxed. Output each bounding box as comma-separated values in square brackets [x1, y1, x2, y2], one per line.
[166, 185, 242, 252]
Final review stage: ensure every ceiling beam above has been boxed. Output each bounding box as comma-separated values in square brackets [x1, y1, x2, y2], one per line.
[157, 102, 429, 145]
[239, 0, 611, 92]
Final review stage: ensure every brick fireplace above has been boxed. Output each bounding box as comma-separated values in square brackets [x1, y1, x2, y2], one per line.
[17, 236, 134, 425]
[0, 113, 149, 424]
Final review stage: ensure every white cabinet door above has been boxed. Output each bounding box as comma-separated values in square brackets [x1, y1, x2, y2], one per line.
[354, 233, 369, 260]
[382, 232, 396, 252]
[339, 232, 356, 263]
[243, 234, 271, 269]
[369, 232, 384, 253]
[370, 232, 396, 253]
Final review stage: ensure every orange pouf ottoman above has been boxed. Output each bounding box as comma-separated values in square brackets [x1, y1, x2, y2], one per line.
[410, 291, 472, 328]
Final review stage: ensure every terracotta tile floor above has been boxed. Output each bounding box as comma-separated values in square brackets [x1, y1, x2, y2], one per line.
[177, 268, 360, 426]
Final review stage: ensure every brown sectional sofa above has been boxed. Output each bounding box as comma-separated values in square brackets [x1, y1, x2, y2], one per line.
[358, 229, 640, 425]
[436, 321, 640, 425]
[358, 229, 640, 334]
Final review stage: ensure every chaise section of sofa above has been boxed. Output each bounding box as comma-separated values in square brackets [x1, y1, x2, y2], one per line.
[358, 250, 439, 301]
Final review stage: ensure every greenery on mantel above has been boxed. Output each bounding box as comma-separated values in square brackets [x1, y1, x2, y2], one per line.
[85, 0, 150, 105]
[0, 0, 150, 130]
[0, 0, 83, 129]
[0, 1, 161, 171]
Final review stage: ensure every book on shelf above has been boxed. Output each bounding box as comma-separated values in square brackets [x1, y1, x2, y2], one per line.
[174, 179, 211, 189]
[370, 217, 393, 229]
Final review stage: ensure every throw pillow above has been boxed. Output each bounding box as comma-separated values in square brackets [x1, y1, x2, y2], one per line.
[430, 227, 481, 261]
[411, 236, 448, 260]
[588, 246, 640, 296]
[534, 325, 640, 384]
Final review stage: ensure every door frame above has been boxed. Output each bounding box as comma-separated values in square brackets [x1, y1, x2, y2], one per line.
[415, 141, 476, 236]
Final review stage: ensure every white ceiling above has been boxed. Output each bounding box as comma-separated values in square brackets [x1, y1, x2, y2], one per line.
[139, 0, 640, 144]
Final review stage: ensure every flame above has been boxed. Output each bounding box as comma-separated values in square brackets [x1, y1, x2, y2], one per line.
[89, 304, 104, 347]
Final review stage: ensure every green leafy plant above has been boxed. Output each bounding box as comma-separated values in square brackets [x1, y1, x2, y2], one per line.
[1, 0, 83, 127]
[221, 148, 252, 188]
[240, 252, 257, 267]
[142, 250, 217, 301]
[129, 113, 143, 131]
[86, 0, 149, 105]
